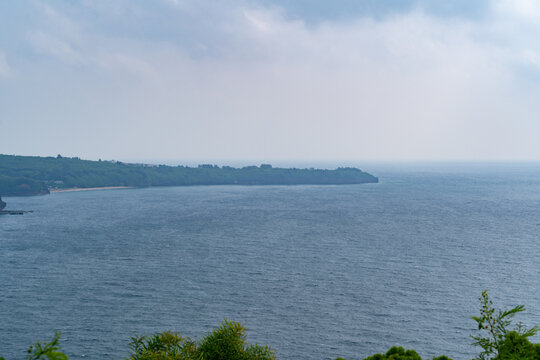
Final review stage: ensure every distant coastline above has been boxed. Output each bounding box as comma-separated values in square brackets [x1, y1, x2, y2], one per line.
[0, 154, 378, 196]
[50, 186, 135, 193]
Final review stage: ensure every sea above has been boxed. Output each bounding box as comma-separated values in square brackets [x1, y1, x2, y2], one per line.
[2, 163, 540, 360]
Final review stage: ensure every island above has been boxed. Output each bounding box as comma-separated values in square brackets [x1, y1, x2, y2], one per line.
[0, 154, 378, 196]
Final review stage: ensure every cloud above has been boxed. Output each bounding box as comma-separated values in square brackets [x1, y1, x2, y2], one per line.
[28, 31, 85, 64]
[2, 0, 540, 161]
[494, 0, 540, 22]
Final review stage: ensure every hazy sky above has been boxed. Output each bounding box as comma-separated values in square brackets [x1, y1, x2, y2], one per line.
[1, 0, 540, 163]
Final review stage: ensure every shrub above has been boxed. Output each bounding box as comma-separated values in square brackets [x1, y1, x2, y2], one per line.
[495, 331, 540, 360]
[128, 319, 275, 360]
[5, 292, 540, 360]
[196, 319, 274, 360]
[25, 331, 68, 360]
[127, 331, 197, 360]
[471, 290, 539, 360]
[361, 345, 450, 360]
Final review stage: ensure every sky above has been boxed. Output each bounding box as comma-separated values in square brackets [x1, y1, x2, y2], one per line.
[1, 0, 540, 164]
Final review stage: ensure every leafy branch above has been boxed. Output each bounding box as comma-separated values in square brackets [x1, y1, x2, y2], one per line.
[26, 331, 69, 360]
[471, 290, 539, 360]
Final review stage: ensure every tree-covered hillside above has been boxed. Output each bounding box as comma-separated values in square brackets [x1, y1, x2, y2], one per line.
[0, 154, 378, 196]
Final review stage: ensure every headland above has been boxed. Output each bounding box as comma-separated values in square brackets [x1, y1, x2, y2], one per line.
[0, 154, 378, 196]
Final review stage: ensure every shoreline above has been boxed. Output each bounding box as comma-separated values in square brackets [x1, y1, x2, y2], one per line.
[50, 186, 135, 193]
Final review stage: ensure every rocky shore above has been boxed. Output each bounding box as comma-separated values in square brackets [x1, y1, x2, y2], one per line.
[0, 195, 29, 215]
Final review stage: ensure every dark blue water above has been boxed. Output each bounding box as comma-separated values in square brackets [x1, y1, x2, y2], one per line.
[2, 164, 540, 360]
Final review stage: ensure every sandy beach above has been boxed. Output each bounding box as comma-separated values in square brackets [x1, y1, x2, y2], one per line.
[50, 186, 135, 193]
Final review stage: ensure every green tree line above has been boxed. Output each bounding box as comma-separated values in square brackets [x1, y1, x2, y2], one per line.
[0, 154, 378, 196]
[3, 291, 539, 360]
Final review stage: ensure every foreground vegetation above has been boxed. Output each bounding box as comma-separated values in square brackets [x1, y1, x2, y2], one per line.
[3, 291, 539, 360]
[0, 154, 378, 196]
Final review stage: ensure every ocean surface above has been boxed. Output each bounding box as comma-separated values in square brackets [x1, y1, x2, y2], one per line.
[2, 163, 540, 360]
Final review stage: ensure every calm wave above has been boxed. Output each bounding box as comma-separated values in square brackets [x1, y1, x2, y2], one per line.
[2, 164, 540, 359]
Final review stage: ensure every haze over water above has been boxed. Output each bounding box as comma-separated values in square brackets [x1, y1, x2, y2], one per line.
[2, 164, 540, 360]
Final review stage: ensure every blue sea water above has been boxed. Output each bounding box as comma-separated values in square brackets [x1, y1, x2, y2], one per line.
[2, 163, 540, 360]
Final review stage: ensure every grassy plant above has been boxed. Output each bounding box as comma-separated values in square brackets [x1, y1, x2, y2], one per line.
[128, 331, 197, 360]
[359, 346, 451, 360]
[471, 290, 539, 360]
[6, 292, 540, 360]
[128, 319, 275, 360]
[26, 331, 68, 360]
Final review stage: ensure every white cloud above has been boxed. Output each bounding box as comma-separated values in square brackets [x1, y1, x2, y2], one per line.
[495, 0, 540, 22]
[29, 31, 85, 64]
[3, 1, 540, 161]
